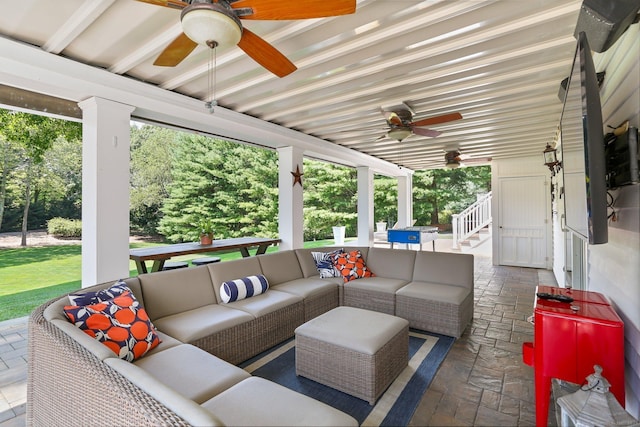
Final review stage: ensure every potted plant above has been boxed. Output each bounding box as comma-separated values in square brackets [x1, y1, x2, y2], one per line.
[199, 219, 214, 245]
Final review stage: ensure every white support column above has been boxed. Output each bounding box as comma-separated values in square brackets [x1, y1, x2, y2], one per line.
[278, 146, 304, 250]
[79, 97, 134, 287]
[397, 173, 413, 228]
[357, 166, 374, 246]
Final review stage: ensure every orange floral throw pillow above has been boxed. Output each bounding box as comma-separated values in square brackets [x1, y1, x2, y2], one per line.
[331, 249, 375, 283]
[64, 290, 160, 362]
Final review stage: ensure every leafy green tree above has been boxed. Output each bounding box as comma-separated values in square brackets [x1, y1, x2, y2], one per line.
[302, 160, 357, 240]
[374, 175, 398, 227]
[0, 110, 81, 245]
[40, 137, 83, 219]
[158, 134, 279, 242]
[0, 135, 22, 231]
[130, 125, 177, 234]
[413, 166, 491, 227]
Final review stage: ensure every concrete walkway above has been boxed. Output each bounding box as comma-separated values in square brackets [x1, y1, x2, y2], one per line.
[0, 317, 28, 427]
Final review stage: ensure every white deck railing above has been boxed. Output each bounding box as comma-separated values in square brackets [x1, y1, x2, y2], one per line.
[452, 191, 492, 249]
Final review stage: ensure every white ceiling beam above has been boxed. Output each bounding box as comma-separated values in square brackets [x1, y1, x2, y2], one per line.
[42, 0, 115, 54]
[0, 36, 406, 177]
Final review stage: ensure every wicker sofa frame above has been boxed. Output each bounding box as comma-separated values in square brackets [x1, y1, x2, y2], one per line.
[27, 246, 473, 426]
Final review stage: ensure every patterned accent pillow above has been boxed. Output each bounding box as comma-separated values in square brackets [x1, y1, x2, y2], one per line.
[220, 274, 269, 303]
[68, 280, 130, 306]
[331, 249, 375, 283]
[63, 291, 160, 362]
[311, 249, 344, 278]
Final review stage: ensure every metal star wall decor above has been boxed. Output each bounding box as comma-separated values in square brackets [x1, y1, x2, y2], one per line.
[291, 165, 303, 187]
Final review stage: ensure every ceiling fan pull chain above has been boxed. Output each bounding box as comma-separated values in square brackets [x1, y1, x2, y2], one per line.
[206, 42, 218, 113]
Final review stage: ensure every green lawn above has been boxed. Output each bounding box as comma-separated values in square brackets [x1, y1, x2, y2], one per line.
[0, 238, 352, 321]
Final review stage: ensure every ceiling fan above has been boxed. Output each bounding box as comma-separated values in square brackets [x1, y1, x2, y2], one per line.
[136, 0, 356, 77]
[444, 150, 491, 169]
[379, 103, 462, 142]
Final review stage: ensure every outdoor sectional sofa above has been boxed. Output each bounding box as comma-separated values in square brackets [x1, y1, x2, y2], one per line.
[28, 246, 474, 426]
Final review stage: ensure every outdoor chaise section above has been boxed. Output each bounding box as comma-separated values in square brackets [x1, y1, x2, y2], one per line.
[28, 246, 473, 426]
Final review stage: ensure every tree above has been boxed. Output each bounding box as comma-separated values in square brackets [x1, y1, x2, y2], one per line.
[302, 160, 357, 240]
[413, 166, 491, 228]
[158, 134, 279, 242]
[130, 125, 177, 234]
[374, 175, 398, 227]
[0, 135, 22, 231]
[41, 137, 83, 219]
[0, 110, 81, 245]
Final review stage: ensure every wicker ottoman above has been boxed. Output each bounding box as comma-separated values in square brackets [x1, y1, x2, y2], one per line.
[295, 306, 409, 405]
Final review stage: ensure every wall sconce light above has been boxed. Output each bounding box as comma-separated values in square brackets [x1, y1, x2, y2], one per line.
[543, 143, 562, 176]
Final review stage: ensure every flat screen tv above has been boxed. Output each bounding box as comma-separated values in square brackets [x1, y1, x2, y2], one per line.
[560, 32, 608, 244]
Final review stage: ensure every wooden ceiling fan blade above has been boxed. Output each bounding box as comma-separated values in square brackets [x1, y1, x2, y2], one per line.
[412, 127, 442, 138]
[237, 28, 296, 77]
[135, 0, 188, 10]
[232, 0, 355, 20]
[411, 112, 462, 127]
[153, 33, 198, 66]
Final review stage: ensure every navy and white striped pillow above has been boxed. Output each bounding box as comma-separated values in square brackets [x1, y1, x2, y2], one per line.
[220, 275, 269, 303]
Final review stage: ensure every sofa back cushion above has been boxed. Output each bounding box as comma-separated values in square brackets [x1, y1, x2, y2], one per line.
[295, 247, 334, 278]
[295, 246, 370, 278]
[257, 251, 303, 285]
[207, 257, 263, 303]
[366, 247, 417, 282]
[138, 267, 217, 320]
[413, 251, 474, 289]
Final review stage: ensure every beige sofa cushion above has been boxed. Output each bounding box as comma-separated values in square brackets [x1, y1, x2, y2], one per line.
[133, 344, 250, 404]
[396, 281, 471, 305]
[343, 276, 409, 294]
[257, 251, 304, 285]
[271, 278, 338, 298]
[152, 304, 253, 343]
[223, 289, 302, 317]
[202, 377, 358, 426]
[294, 247, 331, 278]
[105, 358, 224, 426]
[146, 331, 181, 355]
[207, 257, 264, 303]
[138, 267, 217, 320]
[366, 247, 417, 281]
[413, 251, 474, 289]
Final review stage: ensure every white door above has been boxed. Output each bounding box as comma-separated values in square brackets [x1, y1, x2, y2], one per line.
[498, 176, 548, 268]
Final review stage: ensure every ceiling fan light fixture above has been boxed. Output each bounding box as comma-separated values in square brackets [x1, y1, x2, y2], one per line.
[445, 159, 461, 169]
[387, 127, 412, 141]
[444, 150, 461, 168]
[181, 3, 242, 49]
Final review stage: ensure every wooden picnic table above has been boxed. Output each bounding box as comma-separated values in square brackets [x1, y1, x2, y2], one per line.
[129, 236, 281, 274]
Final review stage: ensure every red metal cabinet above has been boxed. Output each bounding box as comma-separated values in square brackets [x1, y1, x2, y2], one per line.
[523, 286, 625, 426]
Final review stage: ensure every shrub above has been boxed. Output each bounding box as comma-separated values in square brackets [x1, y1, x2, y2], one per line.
[47, 218, 82, 238]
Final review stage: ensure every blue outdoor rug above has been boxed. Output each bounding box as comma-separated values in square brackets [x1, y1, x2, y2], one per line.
[239, 330, 454, 426]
